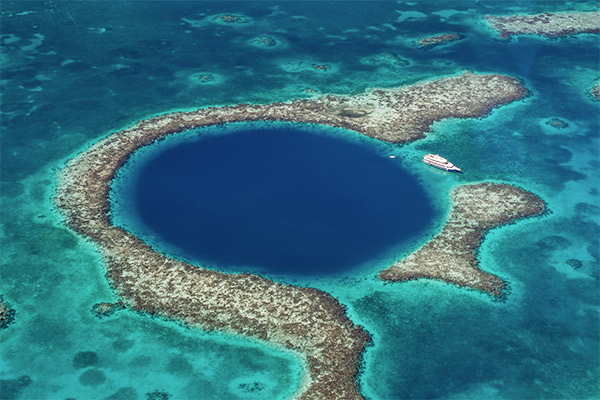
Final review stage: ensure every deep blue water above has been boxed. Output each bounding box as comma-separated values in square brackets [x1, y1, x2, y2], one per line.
[1, 1, 599, 399]
[115, 124, 436, 276]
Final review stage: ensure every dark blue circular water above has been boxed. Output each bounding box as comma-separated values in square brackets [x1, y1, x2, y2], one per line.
[116, 123, 436, 276]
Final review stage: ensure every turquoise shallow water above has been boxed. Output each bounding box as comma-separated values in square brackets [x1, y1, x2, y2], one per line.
[1, 1, 599, 399]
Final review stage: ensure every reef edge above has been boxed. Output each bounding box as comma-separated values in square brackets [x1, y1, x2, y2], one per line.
[55, 71, 528, 399]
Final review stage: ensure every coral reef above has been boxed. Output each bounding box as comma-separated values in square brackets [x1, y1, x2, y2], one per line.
[415, 33, 463, 48]
[55, 71, 528, 399]
[279, 59, 338, 74]
[566, 259, 583, 270]
[484, 11, 600, 38]
[92, 301, 125, 318]
[208, 14, 251, 25]
[249, 35, 278, 48]
[360, 51, 410, 69]
[591, 81, 600, 100]
[545, 118, 569, 129]
[379, 183, 546, 296]
[0, 299, 15, 330]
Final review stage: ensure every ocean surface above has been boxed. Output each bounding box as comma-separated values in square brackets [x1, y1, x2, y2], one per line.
[111, 122, 438, 277]
[1, 1, 599, 399]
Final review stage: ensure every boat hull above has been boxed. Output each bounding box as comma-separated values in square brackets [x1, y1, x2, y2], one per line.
[424, 161, 461, 172]
[423, 153, 461, 172]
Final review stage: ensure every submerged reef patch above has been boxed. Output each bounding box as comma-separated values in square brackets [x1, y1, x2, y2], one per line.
[415, 33, 463, 48]
[188, 72, 224, 86]
[0, 298, 15, 330]
[73, 351, 100, 369]
[79, 369, 107, 386]
[566, 258, 583, 270]
[379, 183, 546, 297]
[591, 81, 600, 101]
[55, 72, 528, 399]
[105, 387, 138, 400]
[248, 35, 281, 49]
[181, 13, 253, 29]
[545, 118, 569, 129]
[484, 11, 600, 38]
[279, 59, 339, 74]
[0, 375, 32, 400]
[538, 116, 582, 138]
[360, 52, 410, 69]
[146, 390, 171, 400]
[208, 13, 252, 26]
[92, 301, 125, 318]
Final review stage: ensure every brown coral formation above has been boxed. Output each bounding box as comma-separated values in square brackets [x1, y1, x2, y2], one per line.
[92, 301, 125, 318]
[0, 300, 14, 330]
[416, 33, 462, 48]
[379, 183, 546, 296]
[484, 11, 600, 38]
[312, 64, 329, 71]
[249, 35, 278, 48]
[545, 118, 569, 129]
[591, 81, 600, 100]
[55, 72, 527, 399]
[209, 14, 251, 25]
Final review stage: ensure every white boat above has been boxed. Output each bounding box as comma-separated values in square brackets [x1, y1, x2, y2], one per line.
[423, 153, 461, 172]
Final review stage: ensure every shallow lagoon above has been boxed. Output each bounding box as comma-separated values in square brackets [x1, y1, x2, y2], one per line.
[112, 122, 438, 277]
